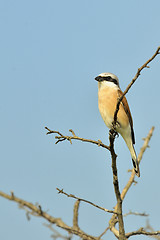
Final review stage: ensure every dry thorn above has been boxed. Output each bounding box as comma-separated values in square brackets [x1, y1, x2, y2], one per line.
[69, 129, 76, 137]
[133, 180, 138, 185]
[97, 139, 102, 146]
[38, 205, 43, 215]
[10, 191, 14, 199]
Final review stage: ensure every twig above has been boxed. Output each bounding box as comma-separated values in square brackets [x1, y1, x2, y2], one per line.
[113, 46, 160, 125]
[43, 223, 72, 240]
[145, 220, 160, 240]
[56, 188, 116, 214]
[123, 210, 149, 217]
[73, 200, 80, 229]
[98, 226, 110, 239]
[45, 127, 110, 150]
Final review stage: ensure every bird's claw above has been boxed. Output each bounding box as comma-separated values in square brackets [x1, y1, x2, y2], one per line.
[109, 129, 119, 138]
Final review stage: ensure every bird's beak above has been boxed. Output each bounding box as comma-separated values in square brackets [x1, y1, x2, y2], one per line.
[95, 76, 101, 82]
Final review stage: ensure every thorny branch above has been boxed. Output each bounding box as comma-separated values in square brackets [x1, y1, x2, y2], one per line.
[109, 130, 126, 240]
[126, 228, 160, 238]
[56, 188, 116, 214]
[113, 46, 160, 126]
[44, 47, 159, 239]
[45, 127, 109, 150]
[0, 191, 98, 240]
[0, 127, 157, 240]
[108, 126, 155, 238]
[107, 46, 160, 239]
[0, 47, 160, 240]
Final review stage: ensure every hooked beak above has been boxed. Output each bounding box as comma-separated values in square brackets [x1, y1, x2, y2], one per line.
[95, 76, 102, 82]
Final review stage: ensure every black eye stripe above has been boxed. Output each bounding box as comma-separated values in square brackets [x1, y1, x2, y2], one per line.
[103, 76, 111, 80]
[102, 76, 118, 85]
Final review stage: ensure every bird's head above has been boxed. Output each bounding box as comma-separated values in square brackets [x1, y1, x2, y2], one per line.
[95, 72, 119, 88]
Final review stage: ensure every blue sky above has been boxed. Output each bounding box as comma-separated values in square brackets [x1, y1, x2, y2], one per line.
[0, 0, 160, 239]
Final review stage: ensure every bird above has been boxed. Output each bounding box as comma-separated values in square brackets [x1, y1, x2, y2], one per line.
[95, 72, 140, 177]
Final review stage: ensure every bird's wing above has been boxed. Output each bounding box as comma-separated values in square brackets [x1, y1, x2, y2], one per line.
[118, 89, 135, 144]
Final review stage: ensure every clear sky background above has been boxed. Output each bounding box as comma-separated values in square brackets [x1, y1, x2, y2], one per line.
[0, 1, 160, 239]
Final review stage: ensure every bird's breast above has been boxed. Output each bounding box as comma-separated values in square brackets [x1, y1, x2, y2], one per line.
[98, 87, 129, 129]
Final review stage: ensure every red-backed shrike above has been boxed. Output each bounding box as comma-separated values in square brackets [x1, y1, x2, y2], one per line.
[95, 72, 140, 177]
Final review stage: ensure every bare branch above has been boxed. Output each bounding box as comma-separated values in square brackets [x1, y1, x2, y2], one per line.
[126, 228, 160, 238]
[56, 188, 116, 214]
[123, 210, 149, 217]
[113, 46, 160, 125]
[0, 191, 100, 240]
[45, 127, 110, 150]
[109, 127, 155, 238]
[0, 126, 154, 239]
[145, 220, 160, 240]
[98, 226, 110, 239]
[43, 223, 72, 240]
[1, 47, 159, 240]
[109, 130, 127, 240]
[121, 126, 155, 202]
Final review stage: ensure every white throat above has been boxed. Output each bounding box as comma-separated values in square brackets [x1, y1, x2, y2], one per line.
[98, 81, 119, 90]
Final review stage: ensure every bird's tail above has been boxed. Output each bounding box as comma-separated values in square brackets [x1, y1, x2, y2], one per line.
[132, 156, 140, 177]
[130, 145, 140, 177]
[124, 138, 140, 177]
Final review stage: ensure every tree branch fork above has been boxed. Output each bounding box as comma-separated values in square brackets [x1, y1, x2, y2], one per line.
[0, 125, 156, 239]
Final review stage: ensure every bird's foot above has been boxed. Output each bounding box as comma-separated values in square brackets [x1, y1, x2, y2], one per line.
[109, 129, 119, 138]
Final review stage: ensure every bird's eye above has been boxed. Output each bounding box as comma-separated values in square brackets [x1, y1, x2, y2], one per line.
[103, 76, 111, 81]
[103, 76, 112, 81]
